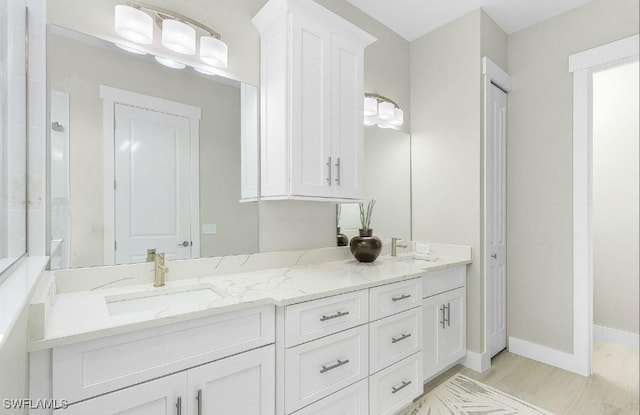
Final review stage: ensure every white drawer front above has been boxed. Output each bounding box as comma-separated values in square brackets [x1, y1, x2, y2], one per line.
[370, 352, 423, 415]
[285, 290, 368, 347]
[285, 325, 368, 413]
[369, 307, 423, 374]
[53, 305, 275, 403]
[422, 265, 465, 298]
[369, 278, 422, 321]
[293, 378, 368, 415]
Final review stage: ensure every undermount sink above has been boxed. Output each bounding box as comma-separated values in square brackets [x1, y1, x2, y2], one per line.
[105, 284, 225, 316]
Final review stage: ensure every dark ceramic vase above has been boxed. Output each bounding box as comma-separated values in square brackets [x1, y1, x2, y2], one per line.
[349, 229, 382, 263]
[337, 227, 349, 247]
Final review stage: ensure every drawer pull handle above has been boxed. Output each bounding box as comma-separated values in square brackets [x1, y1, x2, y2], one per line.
[391, 333, 412, 344]
[391, 294, 411, 302]
[320, 358, 350, 374]
[176, 396, 182, 415]
[391, 380, 412, 394]
[320, 310, 350, 321]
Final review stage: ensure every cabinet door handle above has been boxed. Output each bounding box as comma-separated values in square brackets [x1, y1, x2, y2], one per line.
[176, 396, 182, 415]
[392, 293, 411, 302]
[320, 358, 350, 373]
[326, 157, 332, 185]
[196, 389, 202, 415]
[391, 333, 412, 344]
[334, 157, 341, 185]
[447, 302, 451, 327]
[391, 380, 412, 394]
[440, 305, 445, 329]
[491, 253, 497, 259]
[320, 310, 349, 321]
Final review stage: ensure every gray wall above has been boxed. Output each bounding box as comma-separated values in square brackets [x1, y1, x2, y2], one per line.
[507, 0, 639, 352]
[48, 32, 258, 267]
[593, 61, 639, 335]
[410, 9, 507, 353]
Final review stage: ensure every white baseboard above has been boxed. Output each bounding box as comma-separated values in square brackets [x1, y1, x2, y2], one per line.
[594, 325, 639, 349]
[508, 336, 586, 376]
[462, 350, 491, 373]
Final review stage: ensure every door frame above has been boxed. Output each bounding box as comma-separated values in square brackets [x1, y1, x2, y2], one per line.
[100, 86, 201, 265]
[568, 34, 639, 376]
[480, 57, 511, 372]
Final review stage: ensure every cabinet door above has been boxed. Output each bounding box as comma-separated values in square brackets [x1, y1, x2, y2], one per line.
[56, 372, 186, 415]
[187, 345, 275, 415]
[330, 34, 364, 199]
[422, 295, 442, 381]
[290, 14, 332, 197]
[440, 287, 466, 366]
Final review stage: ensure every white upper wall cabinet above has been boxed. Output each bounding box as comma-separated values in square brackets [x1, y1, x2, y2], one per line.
[252, 0, 376, 201]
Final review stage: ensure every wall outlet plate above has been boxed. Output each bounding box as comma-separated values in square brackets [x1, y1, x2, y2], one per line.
[415, 243, 431, 254]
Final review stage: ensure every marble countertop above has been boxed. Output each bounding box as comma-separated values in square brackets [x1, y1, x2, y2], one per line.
[30, 251, 471, 351]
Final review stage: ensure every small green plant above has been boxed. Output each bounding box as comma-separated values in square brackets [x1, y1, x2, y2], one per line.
[359, 199, 376, 230]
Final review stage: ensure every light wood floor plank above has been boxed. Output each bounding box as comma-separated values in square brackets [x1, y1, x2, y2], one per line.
[418, 341, 639, 415]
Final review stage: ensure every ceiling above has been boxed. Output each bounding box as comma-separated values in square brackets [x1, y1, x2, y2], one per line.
[344, 0, 593, 41]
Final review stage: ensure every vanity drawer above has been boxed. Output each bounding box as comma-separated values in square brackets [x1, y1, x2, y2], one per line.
[284, 325, 368, 413]
[369, 307, 423, 374]
[293, 378, 368, 415]
[422, 265, 465, 298]
[53, 305, 275, 403]
[285, 290, 369, 347]
[369, 278, 421, 321]
[369, 352, 423, 415]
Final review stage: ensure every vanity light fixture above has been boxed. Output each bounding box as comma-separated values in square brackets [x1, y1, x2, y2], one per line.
[154, 56, 186, 69]
[162, 19, 196, 55]
[114, 3, 229, 68]
[363, 93, 404, 128]
[193, 66, 220, 76]
[115, 5, 153, 44]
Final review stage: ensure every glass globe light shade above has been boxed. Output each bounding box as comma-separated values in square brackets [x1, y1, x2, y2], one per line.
[200, 36, 228, 68]
[378, 101, 395, 121]
[162, 19, 196, 55]
[115, 5, 153, 44]
[364, 97, 378, 117]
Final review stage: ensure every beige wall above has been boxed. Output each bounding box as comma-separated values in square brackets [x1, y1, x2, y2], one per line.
[507, 0, 639, 352]
[411, 9, 508, 353]
[49, 32, 258, 267]
[593, 61, 639, 335]
[0, 307, 29, 415]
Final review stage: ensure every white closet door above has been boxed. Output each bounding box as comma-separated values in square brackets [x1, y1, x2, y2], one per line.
[486, 83, 507, 357]
[114, 104, 191, 264]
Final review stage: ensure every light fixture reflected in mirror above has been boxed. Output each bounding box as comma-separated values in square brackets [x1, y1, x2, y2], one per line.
[154, 56, 186, 69]
[363, 93, 404, 128]
[115, 43, 147, 55]
[113, 3, 229, 70]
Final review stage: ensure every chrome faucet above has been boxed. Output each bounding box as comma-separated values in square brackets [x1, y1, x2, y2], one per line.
[391, 237, 408, 257]
[147, 249, 169, 287]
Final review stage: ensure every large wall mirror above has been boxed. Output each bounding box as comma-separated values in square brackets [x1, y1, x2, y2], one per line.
[0, 5, 28, 279]
[47, 25, 259, 269]
[338, 127, 411, 243]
